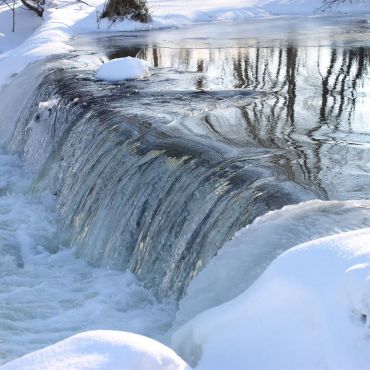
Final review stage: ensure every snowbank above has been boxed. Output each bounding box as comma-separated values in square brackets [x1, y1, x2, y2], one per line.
[0, 331, 189, 370]
[175, 200, 370, 326]
[149, 0, 370, 27]
[96, 57, 149, 82]
[173, 228, 370, 370]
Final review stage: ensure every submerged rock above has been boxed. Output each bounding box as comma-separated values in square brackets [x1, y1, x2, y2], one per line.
[96, 57, 150, 82]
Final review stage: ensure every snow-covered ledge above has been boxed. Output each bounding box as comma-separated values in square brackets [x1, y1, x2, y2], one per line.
[0, 331, 190, 370]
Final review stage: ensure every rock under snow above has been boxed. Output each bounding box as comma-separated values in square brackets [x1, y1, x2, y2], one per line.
[0, 330, 189, 370]
[96, 57, 149, 82]
[173, 228, 370, 370]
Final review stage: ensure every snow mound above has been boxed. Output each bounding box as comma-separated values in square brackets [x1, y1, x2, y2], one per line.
[175, 200, 370, 326]
[173, 228, 370, 370]
[96, 57, 149, 82]
[1, 330, 189, 370]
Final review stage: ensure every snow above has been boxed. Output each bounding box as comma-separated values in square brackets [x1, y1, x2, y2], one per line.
[0, 3, 41, 54]
[172, 228, 370, 370]
[0, 1, 94, 88]
[150, 0, 370, 26]
[0, 330, 189, 370]
[175, 200, 370, 326]
[0, 60, 44, 145]
[96, 57, 149, 82]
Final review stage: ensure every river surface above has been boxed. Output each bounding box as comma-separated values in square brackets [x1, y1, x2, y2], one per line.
[1, 15, 370, 364]
[74, 16, 370, 201]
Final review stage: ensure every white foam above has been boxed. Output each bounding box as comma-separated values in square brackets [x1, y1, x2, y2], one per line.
[0, 150, 175, 365]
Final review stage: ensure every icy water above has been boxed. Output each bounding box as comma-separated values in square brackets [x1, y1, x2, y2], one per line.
[2, 16, 370, 364]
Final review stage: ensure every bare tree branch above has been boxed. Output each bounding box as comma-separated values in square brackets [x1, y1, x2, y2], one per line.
[321, 0, 364, 9]
[20, 0, 44, 17]
[1, 0, 17, 31]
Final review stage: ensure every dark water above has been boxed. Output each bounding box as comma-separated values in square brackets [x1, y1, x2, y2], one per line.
[7, 16, 370, 300]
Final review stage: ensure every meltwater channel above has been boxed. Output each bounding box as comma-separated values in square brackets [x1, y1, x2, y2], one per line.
[1, 16, 370, 364]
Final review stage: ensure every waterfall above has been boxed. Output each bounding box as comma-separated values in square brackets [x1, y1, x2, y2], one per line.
[5, 56, 311, 299]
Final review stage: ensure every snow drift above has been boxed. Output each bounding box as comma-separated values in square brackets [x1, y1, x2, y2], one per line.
[175, 200, 370, 325]
[173, 228, 370, 370]
[0, 331, 189, 370]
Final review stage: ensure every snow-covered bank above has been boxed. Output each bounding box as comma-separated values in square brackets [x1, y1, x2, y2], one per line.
[149, 0, 370, 27]
[0, 1, 94, 88]
[175, 200, 370, 325]
[0, 331, 189, 370]
[173, 228, 370, 370]
[1, 0, 370, 88]
[0, 3, 41, 54]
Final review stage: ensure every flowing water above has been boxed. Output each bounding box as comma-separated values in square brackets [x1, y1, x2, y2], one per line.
[1, 15, 370, 364]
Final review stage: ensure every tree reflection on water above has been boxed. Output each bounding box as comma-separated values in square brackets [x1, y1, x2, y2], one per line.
[107, 42, 370, 200]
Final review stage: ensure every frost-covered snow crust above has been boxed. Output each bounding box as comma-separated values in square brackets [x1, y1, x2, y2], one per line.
[175, 200, 370, 325]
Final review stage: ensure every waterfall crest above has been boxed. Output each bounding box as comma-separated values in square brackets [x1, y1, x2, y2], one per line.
[6, 58, 308, 298]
